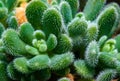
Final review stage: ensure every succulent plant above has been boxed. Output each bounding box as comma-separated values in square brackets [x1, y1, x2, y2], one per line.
[0, 0, 120, 81]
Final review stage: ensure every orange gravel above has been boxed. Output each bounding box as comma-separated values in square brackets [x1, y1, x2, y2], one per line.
[15, 2, 27, 25]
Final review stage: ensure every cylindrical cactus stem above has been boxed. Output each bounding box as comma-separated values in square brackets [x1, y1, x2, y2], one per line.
[97, 5, 119, 38]
[19, 22, 34, 45]
[68, 17, 88, 38]
[6, 0, 18, 12]
[13, 57, 31, 74]
[42, 8, 62, 37]
[7, 16, 18, 30]
[50, 52, 74, 70]
[86, 23, 98, 43]
[64, 0, 79, 17]
[96, 69, 116, 81]
[74, 60, 95, 79]
[60, 1, 72, 25]
[7, 62, 21, 80]
[2, 29, 27, 56]
[83, 0, 106, 21]
[85, 41, 99, 68]
[99, 52, 117, 68]
[53, 34, 72, 54]
[0, 7, 8, 21]
[27, 55, 50, 70]
[25, 0, 47, 29]
[105, 3, 120, 36]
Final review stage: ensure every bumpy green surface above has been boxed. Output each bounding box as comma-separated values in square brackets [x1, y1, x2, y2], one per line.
[96, 69, 116, 81]
[64, 0, 79, 17]
[68, 18, 87, 37]
[97, 6, 118, 38]
[60, 1, 72, 25]
[13, 57, 31, 74]
[74, 60, 95, 79]
[7, 16, 18, 30]
[26, 0, 47, 29]
[6, 0, 18, 12]
[7, 62, 20, 80]
[85, 41, 99, 67]
[47, 34, 57, 51]
[2, 29, 27, 56]
[50, 52, 74, 70]
[19, 22, 34, 45]
[0, 61, 9, 81]
[53, 34, 72, 54]
[0, 0, 120, 81]
[27, 55, 50, 70]
[83, 0, 106, 21]
[42, 8, 62, 37]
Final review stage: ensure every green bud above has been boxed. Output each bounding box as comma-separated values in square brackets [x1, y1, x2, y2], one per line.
[98, 35, 107, 48]
[33, 30, 45, 40]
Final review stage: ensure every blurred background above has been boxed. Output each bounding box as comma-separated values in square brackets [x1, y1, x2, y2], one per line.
[80, 0, 120, 11]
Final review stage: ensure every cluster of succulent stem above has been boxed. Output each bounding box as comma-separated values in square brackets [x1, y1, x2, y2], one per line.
[0, 0, 120, 81]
